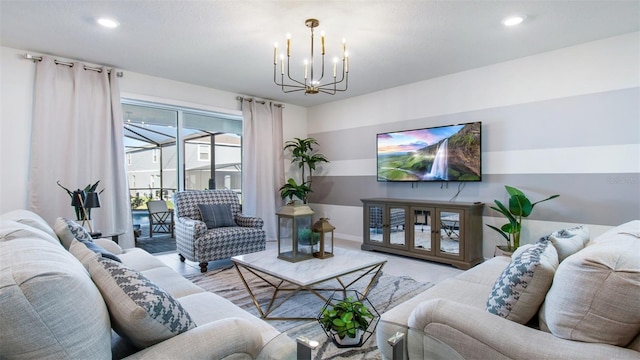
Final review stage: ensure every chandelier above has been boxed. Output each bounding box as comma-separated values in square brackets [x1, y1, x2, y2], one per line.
[273, 18, 349, 95]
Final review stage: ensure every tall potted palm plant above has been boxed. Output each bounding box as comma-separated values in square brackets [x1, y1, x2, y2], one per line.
[280, 137, 329, 204]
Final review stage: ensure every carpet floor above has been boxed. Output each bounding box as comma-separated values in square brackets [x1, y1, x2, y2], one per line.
[185, 266, 433, 359]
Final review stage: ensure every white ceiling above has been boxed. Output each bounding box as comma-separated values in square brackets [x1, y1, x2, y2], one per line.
[1, 1, 638, 108]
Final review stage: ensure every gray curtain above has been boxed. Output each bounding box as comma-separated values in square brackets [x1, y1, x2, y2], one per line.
[29, 57, 134, 247]
[241, 99, 284, 241]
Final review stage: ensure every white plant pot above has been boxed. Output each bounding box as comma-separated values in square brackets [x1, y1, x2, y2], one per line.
[299, 243, 319, 254]
[333, 329, 363, 346]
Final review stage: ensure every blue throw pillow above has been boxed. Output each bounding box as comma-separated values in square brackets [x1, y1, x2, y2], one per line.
[78, 239, 122, 262]
[197, 204, 236, 229]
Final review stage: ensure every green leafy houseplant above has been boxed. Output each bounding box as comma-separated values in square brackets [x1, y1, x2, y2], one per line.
[57, 180, 104, 221]
[280, 137, 329, 204]
[487, 185, 560, 250]
[279, 178, 312, 205]
[319, 296, 374, 342]
[297, 228, 320, 245]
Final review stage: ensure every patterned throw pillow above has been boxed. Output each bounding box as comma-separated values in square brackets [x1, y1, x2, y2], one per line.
[547, 225, 590, 262]
[54, 217, 93, 249]
[63, 218, 93, 240]
[486, 239, 559, 324]
[198, 203, 236, 229]
[88, 257, 196, 348]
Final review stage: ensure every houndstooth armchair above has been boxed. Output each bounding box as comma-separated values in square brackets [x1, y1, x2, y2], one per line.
[174, 190, 266, 272]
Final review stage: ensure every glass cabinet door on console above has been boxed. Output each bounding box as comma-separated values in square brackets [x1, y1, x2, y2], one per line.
[387, 206, 407, 248]
[435, 209, 463, 260]
[366, 204, 385, 245]
[363, 203, 408, 249]
[411, 207, 435, 255]
[362, 198, 484, 270]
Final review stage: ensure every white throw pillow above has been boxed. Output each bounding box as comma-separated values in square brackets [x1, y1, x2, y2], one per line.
[486, 239, 558, 324]
[539, 231, 640, 346]
[547, 225, 590, 262]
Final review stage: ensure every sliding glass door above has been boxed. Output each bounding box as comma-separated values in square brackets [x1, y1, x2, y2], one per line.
[122, 100, 243, 210]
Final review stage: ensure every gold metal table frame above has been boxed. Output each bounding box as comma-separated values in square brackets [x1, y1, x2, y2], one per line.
[232, 257, 386, 321]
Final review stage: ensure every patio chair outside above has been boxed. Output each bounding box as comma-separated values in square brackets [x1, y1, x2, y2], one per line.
[147, 200, 174, 238]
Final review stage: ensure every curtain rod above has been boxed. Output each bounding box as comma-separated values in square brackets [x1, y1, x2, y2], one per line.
[236, 96, 284, 108]
[24, 53, 124, 77]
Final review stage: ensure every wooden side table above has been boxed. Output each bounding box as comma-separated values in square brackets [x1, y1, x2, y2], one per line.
[91, 232, 124, 244]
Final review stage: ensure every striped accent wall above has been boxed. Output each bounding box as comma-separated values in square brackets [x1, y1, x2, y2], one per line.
[303, 33, 639, 257]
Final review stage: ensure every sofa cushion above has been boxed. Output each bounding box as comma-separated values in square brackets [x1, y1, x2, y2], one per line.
[88, 257, 196, 348]
[69, 238, 121, 267]
[54, 217, 93, 249]
[178, 292, 281, 345]
[539, 228, 640, 346]
[547, 225, 590, 262]
[117, 247, 170, 272]
[0, 238, 111, 359]
[0, 209, 59, 241]
[82, 239, 121, 262]
[589, 220, 640, 246]
[198, 203, 236, 228]
[140, 267, 204, 299]
[486, 239, 558, 324]
[93, 238, 124, 255]
[69, 238, 100, 269]
[0, 219, 61, 246]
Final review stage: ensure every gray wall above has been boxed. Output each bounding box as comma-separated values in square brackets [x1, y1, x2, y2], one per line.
[310, 88, 639, 226]
[304, 33, 639, 255]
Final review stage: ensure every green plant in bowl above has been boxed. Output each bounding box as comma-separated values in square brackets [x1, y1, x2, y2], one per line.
[319, 296, 374, 342]
[298, 228, 320, 245]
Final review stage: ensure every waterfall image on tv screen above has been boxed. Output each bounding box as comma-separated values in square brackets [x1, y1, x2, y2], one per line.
[377, 121, 481, 182]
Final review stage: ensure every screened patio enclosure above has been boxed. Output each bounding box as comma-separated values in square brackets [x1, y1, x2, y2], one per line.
[123, 102, 243, 210]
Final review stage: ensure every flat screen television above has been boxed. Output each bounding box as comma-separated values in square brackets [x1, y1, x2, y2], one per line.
[377, 121, 482, 182]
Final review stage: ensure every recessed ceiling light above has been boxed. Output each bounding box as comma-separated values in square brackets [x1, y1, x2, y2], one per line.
[97, 17, 120, 28]
[502, 15, 525, 27]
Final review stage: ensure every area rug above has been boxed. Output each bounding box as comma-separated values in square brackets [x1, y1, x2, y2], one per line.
[185, 266, 433, 359]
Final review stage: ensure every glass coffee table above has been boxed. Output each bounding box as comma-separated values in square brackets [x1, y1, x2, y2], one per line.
[262, 323, 464, 359]
[262, 320, 381, 360]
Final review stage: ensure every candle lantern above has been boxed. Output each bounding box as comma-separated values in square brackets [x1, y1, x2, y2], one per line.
[276, 204, 315, 262]
[311, 217, 335, 259]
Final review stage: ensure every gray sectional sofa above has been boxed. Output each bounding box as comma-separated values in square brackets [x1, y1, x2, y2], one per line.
[376, 220, 640, 359]
[0, 209, 295, 359]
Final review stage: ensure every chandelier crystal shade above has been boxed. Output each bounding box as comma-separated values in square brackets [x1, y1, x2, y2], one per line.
[273, 18, 349, 95]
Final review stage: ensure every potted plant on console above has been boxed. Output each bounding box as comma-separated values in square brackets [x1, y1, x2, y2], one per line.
[318, 294, 377, 347]
[487, 185, 560, 253]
